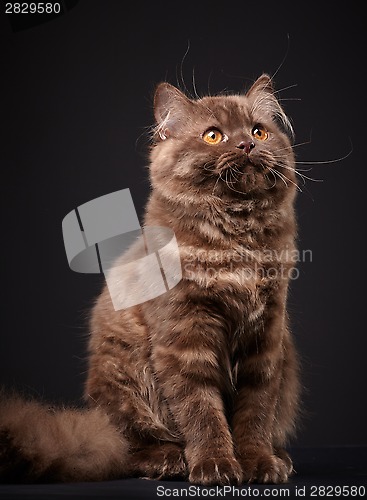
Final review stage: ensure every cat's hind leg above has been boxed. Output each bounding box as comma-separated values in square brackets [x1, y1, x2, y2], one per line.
[86, 301, 186, 478]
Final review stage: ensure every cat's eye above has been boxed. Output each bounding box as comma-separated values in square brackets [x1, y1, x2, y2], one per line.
[252, 125, 268, 141]
[202, 129, 223, 145]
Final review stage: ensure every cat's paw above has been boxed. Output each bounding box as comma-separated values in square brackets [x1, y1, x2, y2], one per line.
[240, 451, 292, 484]
[131, 443, 187, 480]
[189, 456, 243, 486]
[274, 448, 294, 475]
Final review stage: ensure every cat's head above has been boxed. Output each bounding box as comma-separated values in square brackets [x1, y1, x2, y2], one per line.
[150, 74, 296, 203]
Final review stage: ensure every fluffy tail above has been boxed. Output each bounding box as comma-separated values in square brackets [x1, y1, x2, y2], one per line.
[0, 391, 129, 483]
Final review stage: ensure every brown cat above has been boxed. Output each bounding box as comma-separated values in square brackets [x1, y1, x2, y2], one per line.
[0, 74, 300, 486]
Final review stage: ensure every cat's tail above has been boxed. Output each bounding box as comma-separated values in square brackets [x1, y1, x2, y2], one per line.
[0, 390, 130, 483]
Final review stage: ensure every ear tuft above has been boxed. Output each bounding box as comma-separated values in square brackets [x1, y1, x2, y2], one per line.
[246, 73, 274, 97]
[153, 83, 192, 140]
[246, 74, 294, 140]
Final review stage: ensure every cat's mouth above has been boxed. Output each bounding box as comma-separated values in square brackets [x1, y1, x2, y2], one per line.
[210, 156, 264, 195]
[209, 150, 279, 195]
[215, 152, 256, 172]
[216, 155, 266, 178]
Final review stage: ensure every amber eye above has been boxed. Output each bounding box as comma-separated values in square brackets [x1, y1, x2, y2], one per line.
[252, 125, 268, 141]
[202, 129, 223, 145]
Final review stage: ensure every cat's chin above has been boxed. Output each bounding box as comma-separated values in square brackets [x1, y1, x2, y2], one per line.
[217, 175, 267, 198]
[225, 162, 270, 195]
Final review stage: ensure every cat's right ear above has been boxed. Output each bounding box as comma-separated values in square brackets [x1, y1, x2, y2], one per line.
[154, 83, 193, 140]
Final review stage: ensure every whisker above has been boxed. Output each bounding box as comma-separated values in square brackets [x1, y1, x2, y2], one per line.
[273, 139, 313, 154]
[277, 98, 302, 102]
[270, 166, 303, 193]
[270, 154, 314, 173]
[192, 66, 200, 99]
[279, 163, 323, 184]
[268, 167, 288, 189]
[278, 168, 302, 192]
[273, 83, 298, 95]
[177, 40, 191, 97]
[203, 159, 216, 172]
[263, 166, 277, 190]
[224, 169, 246, 195]
[227, 169, 239, 185]
[295, 142, 353, 165]
[230, 164, 244, 177]
[271, 33, 291, 81]
[211, 171, 222, 196]
[217, 151, 242, 170]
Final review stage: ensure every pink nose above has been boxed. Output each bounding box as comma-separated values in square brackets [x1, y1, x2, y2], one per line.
[236, 140, 255, 154]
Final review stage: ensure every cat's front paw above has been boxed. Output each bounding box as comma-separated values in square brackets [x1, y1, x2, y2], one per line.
[189, 456, 243, 486]
[131, 443, 187, 480]
[240, 451, 292, 484]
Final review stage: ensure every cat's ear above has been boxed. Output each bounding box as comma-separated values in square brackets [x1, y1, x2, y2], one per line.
[154, 83, 193, 140]
[246, 73, 274, 97]
[246, 74, 293, 139]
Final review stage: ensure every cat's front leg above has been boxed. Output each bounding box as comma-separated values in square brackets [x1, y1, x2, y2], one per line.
[232, 300, 293, 484]
[149, 301, 242, 486]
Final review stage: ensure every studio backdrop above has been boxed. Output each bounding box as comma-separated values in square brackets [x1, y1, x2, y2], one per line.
[0, 0, 366, 449]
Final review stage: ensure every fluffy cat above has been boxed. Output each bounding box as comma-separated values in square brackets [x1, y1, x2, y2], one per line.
[0, 74, 300, 485]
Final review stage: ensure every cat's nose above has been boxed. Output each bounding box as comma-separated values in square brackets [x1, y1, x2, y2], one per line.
[236, 140, 255, 154]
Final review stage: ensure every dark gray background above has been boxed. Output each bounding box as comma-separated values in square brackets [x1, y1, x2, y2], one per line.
[0, 1, 365, 448]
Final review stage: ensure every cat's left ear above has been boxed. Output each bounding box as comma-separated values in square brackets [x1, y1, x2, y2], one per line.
[246, 73, 274, 96]
[154, 83, 193, 140]
[246, 74, 294, 139]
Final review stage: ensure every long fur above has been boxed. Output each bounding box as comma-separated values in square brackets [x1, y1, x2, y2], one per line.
[0, 74, 300, 485]
[0, 391, 129, 482]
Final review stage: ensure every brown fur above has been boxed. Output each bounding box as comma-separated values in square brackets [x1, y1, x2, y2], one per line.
[0, 74, 300, 485]
[0, 390, 128, 482]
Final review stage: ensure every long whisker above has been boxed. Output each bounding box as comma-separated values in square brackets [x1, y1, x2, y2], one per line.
[276, 168, 302, 192]
[263, 166, 277, 189]
[230, 164, 244, 178]
[279, 163, 323, 184]
[227, 169, 240, 185]
[192, 66, 200, 99]
[273, 139, 313, 154]
[271, 33, 291, 81]
[295, 143, 353, 165]
[277, 98, 302, 102]
[223, 168, 246, 195]
[270, 166, 303, 193]
[177, 40, 191, 96]
[268, 167, 288, 188]
[270, 153, 314, 173]
[273, 83, 298, 95]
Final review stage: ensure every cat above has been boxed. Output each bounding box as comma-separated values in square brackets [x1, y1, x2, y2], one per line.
[0, 74, 300, 486]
